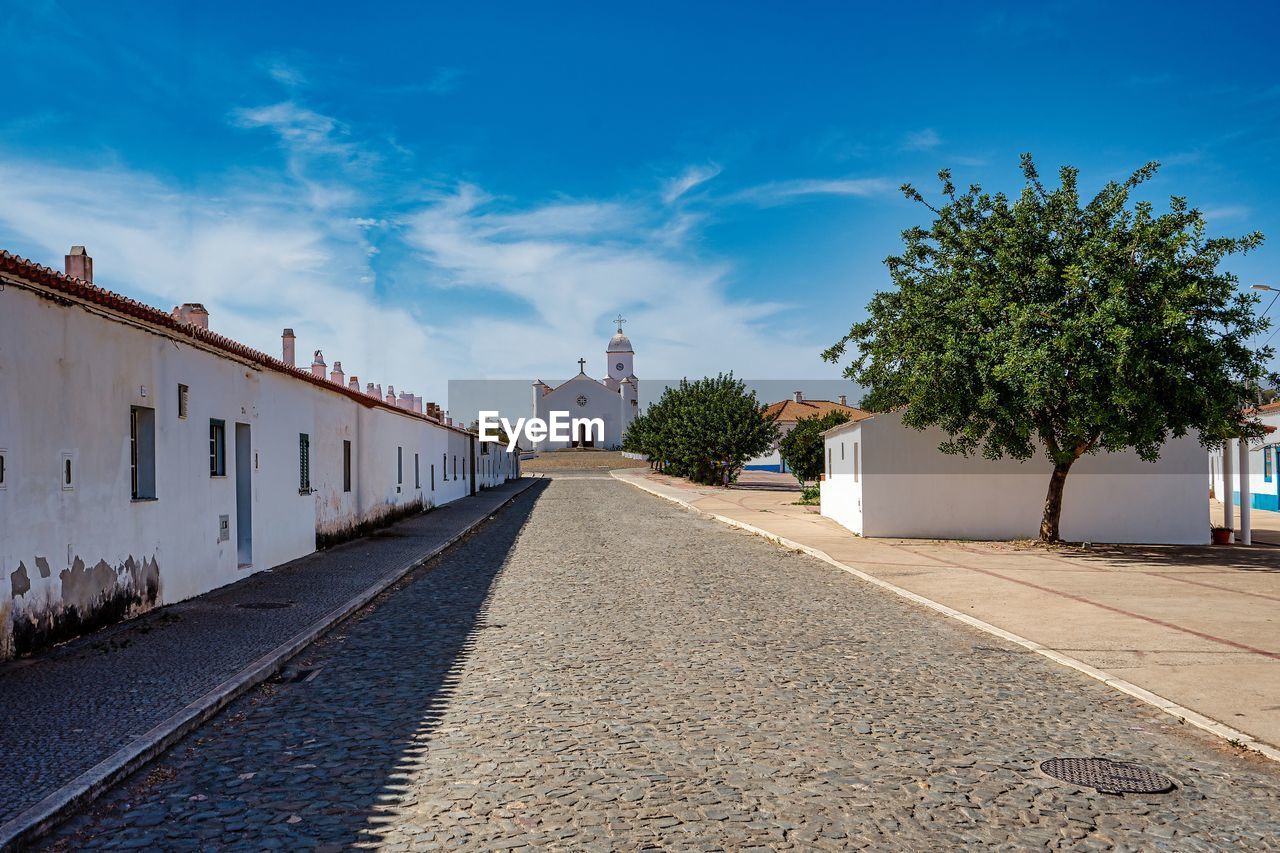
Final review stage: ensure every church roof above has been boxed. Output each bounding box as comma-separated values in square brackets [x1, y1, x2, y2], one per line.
[607, 331, 633, 353]
[762, 398, 872, 423]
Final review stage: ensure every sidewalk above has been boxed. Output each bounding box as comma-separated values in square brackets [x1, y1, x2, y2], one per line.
[613, 468, 1280, 759]
[0, 477, 540, 846]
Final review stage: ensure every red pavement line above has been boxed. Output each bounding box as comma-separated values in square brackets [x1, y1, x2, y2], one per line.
[893, 545, 1280, 661]
[1140, 571, 1280, 605]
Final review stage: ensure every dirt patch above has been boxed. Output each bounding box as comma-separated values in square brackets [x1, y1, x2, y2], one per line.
[521, 450, 650, 472]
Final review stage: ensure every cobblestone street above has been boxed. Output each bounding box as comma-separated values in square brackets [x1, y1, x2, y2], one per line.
[47, 475, 1280, 850]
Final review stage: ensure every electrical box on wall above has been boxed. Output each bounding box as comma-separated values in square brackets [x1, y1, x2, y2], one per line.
[218, 514, 230, 542]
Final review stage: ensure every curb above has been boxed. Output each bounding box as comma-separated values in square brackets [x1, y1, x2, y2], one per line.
[0, 478, 540, 851]
[612, 470, 1280, 765]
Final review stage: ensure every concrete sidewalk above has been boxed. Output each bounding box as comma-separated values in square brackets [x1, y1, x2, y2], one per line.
[0, 477, 539, 847]
[614, 469, 1280, 759]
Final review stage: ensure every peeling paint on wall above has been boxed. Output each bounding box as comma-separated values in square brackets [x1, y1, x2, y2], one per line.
[7, 554, 162, 658]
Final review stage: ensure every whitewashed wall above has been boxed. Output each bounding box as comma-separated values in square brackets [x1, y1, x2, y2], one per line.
[0, 280, 515, 658]
[1207, 409, 1280, 513]
[822, 411, 1209, 544]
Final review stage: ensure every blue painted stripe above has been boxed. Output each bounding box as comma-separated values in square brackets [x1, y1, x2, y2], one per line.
[1230, 491, 1280, 512]
[743, 464, 782, 472]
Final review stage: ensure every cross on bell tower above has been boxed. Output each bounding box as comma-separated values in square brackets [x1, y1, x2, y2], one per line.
[614, 314, 626, 333]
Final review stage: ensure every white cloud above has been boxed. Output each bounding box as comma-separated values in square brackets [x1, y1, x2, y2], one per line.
[662, 163, 722, 203]
[727, 177, 893, 207]
[902, 128, 942, 151]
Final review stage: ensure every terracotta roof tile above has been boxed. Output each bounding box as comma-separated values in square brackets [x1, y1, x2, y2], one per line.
[0, 250, 473, 435]
[761, 398, 873, 422]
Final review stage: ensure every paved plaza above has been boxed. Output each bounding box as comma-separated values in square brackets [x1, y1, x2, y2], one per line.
[42, 475, 1280, 849]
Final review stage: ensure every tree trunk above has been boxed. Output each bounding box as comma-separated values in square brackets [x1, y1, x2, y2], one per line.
[1039, 459, 1075, 542]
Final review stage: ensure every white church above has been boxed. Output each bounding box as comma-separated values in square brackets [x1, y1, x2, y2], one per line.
[531, 317, 639, 450]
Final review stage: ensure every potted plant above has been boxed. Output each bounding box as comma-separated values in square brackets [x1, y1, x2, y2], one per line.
[1211, 525, 1233, 545]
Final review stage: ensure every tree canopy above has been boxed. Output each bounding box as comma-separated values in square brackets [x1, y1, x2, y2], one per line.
[824, 154, 1275, 541]
[623, 374, 779, 485]
[779, 411, 851, 485]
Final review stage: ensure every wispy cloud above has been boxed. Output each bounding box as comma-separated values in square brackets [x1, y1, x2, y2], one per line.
[727, 177, 893, 207]
[263, 58, 307, 88]
[1201, 205, 1251, 222]
[427, 67, 464, 94]
[901, 128, 942, 151]
[662, 163, 722, 203]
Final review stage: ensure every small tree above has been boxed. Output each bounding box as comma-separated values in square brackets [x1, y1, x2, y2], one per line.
[623, 374, 779, 484]
[779, 411, 850, 485]
[825, 155, 1275, 542]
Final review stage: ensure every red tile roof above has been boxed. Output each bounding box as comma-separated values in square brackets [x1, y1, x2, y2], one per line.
[0, 250, 473, 435]
[762, 398, 873, 422]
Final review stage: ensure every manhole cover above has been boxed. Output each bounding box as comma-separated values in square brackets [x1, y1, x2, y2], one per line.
[1040, 758, 1175, 794]
[236, 601, 293, 610]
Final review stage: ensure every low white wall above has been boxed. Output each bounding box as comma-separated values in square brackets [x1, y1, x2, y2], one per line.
[822, 412, 1209, 544]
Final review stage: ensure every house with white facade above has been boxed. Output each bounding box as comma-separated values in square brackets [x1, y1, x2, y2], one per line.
[745, 392, 870, 472]
[0, 247, 519, 659]
[1208, 400, 1279, 543]
[820, 410, 1209, 544]
[530, 318, 638, 450]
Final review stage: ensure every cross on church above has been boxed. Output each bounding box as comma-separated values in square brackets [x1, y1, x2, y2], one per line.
[614, 314, 626, 333]
[577, 357, 587, 373]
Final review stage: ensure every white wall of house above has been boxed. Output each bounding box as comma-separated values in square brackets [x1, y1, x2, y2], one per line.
[821, 411, 1209, 544]
[1208, 409, 1280, 514]
[0, 275, 514, 658]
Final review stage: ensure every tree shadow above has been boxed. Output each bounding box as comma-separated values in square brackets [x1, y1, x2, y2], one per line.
[47, 480, 550, 851]
[1061, 541, 1280, 572]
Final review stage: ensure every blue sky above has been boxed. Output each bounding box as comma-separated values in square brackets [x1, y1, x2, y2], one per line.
[2, 1, 1278, 402]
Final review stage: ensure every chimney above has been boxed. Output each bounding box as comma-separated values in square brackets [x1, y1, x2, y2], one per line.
[414, 395, 423, 413]
[171, 303, 209, 330]
[348, 375, 360, 392]
[398, 391, 413, 409]
[366, 382, 377, 397]
[839, 394, 847, 406]
[385, 385, 396, 405]
[311, 350, 326, 378]
[65, 246, 93, 282]
[282, 329, 296, 367]
[794, 390, 803, 403]
[375, 384, 383, 400]
[330, 361, 345, 385]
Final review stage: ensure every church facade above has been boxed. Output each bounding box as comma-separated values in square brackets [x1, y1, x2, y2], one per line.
[531, 319, 638, 451]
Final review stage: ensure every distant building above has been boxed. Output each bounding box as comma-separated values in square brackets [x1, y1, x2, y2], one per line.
[819, 410, 1208, 544]
[531, 317, 638, 451]
[745, 392, 870, 473]
[1209, 400, 1279, 515]
[0, 247, 519, 659]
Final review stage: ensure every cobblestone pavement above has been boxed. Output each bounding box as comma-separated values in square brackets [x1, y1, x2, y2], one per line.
[0, 479, 534, 824]
[45, 477, 1280, 850]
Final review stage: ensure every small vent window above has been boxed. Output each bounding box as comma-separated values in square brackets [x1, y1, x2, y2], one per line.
[178, 384, 189, 419]
[299, 433, 311, 493]
[0, 449, 7, 489]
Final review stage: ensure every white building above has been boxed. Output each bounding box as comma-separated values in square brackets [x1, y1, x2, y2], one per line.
[744, 392, 869, 473]
[1208, 401, 1279, 542]
[820, 410, 1208, 544]
[0, 247, 519, 659]
[531, 318, 638, 450]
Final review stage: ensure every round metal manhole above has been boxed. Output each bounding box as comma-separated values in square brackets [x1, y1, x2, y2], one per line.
[1040, 758, 1175, 795]
[236, 601, 293, 610]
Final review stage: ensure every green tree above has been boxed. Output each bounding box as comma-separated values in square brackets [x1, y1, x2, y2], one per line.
[623, 374, 779, 484]
[779, 411, 851, 485]
[824, 155, 1275, 542]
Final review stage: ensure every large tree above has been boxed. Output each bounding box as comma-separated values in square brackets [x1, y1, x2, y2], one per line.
[779, 411, 851, 485]
[824, 155, 1275, 542]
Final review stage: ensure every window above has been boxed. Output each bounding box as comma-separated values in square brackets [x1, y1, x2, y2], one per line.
[453, 455, 457, 480]
[299, 433, 311, 493]
[130, 407, 156, 499]
[853, 441, 859, 483]
[826, 446, 832, 478]
[61, 452, 75, 490]
[0, 449, 6, 489]
[397, 446, 403, 485]
[414, 453, 420, 488]
[841, 442, 845, 461]
[1266, 446, 1274, 483]
[209, 420, 226, 476]
[177, 384, 189, 419]
[343, 440, 352, 492]
[430, 463, 435, 491]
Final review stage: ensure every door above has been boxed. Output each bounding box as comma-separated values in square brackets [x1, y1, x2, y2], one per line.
[235, 423, 252, 567]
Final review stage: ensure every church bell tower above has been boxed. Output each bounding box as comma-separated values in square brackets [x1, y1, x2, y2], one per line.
[605, 314, 635, 387]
